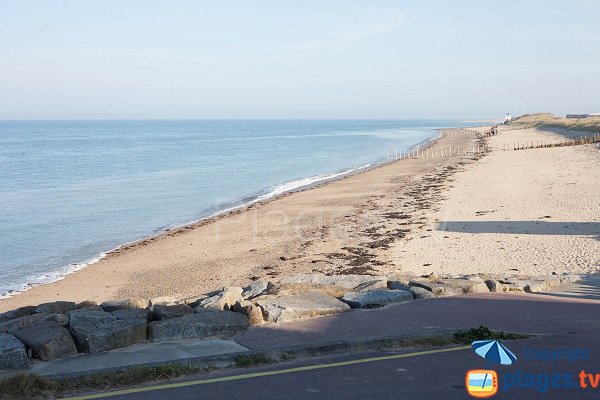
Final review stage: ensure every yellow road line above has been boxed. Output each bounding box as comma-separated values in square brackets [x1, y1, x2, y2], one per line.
[63, 345, 471, 400]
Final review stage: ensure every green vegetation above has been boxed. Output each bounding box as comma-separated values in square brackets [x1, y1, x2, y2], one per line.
[234, 353, 275, 367]
[453, 326, 530, 344]
[393, 326, 530, 348]
[509, 113, 600, 133]
[0, 364, 202, 400]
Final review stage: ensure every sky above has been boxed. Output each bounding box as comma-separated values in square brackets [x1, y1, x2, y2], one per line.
[0, 0, 599, 120]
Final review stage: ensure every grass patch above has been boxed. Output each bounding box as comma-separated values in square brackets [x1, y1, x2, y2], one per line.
[0, 364, 201, 399]
[234, 353, 275, 367]
[453, 325, 530, 344]
[389, 326, 530, 349]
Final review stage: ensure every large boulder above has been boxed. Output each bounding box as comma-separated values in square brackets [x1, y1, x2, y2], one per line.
[111, 308, 152, 322]
[256, 292, 350, 323]
[198, 287, 244, 311]
[354, 279, 389, 292]
[148, 310, 249, 342]
[76, 300, 98, 309]
[242, 281, 272, 300]
[279, 273, 387, 290]
[408, 280, 462, 296]
[45, 313, 69, 327]
[0, 333, 29, 369]
[341, 289, 412, 308]
[34, 301, 77, 315]
[68, 309, 147, 353]
[0, 313, 48, 334]
[439, 279, 490, 294]
[149, 296, 177, 307]
[500, 278, 551, 293]
[267, 282, 347, 299]
[152, 304, 194, 321]
[387, 281, 411, 291]
[100, 299, 148, 312]
[409, 278, 489, 296]
[410, 286, 435, 299]
[0, 306, 36, 323]
[485, 280, 504, 292]
[12, 321, 77, 361]
[232, 301, 264, 325]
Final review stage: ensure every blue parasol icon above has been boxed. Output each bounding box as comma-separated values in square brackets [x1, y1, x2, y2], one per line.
[472, 340, 517, 365]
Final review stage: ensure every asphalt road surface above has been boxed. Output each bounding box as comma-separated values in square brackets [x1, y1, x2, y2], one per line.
[66, 331, 600, 400]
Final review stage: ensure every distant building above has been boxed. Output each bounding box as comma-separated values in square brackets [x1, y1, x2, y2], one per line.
[566, 114, 589, 119]
[504, 113, 512, 122]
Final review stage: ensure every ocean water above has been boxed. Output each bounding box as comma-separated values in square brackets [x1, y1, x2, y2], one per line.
[0, 119, 467, 297]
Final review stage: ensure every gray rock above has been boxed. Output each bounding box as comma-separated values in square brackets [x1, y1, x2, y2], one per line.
[341, 289, 413, 308]
[256, 292, 350, 323]
[68, 310, 147, 353]
[34, 301, 77, 315]
[199, 287, 244, 311]
[112, 308, 152, 322]
[0, 313, 48, 334]
[0, 333, 29, 369]
[149, 296, 177, 306]
[439, 278, 490, 294]
[183, 295, 208, 308]
[524, 280, 548, 293]
[279, 273, 387, 289]
[409, 279, 488, 296]
[354, 279, 388, 292]
[100, 299, 148, 312]
[501, 278, 550, 293]
[485, 280, 504, 292]
[152, 304, 194, 321]
[0, 306, 36, 323]
[148, 310, 249, 342]
[242, 281, 272, 300]
[388, 281, 411, 291]
[76, 300, 98, 309]
[12, 321, 77, 361]
[463, 275, 486, 282]
[500, 281, 526, 292]
[45, 313, 69, 327]
[232, 301, 264, 325]
[267, 282, 347, 298]
[408, 280, 462, 296]
[410, 286, 435, 299]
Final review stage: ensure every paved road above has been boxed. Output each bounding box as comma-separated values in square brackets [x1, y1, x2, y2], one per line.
[68, 331, 600, 400]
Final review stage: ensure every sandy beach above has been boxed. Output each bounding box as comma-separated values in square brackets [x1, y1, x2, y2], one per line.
[1, 126, 598, 312]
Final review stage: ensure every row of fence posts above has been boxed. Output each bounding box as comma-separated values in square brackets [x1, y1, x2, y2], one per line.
[386, 131, 600, 161]
[511, 133, 600, 150]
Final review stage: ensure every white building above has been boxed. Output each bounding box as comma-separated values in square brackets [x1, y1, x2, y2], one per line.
[504, 113, 512, 122]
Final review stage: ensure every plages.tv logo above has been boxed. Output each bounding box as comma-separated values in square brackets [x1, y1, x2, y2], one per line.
[466, 370, 498, 398]
[465, 339, 517, 398]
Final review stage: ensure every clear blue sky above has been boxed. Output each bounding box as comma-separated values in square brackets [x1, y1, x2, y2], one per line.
[1, 0, 598, 119]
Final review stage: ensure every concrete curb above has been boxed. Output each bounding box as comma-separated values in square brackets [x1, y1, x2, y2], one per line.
[2, 330, 467, 380]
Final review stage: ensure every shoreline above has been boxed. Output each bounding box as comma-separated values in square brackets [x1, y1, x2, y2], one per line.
[0, 126, 480, 311]
[0, 127, 454, 301]
[3, 124, 596, 312]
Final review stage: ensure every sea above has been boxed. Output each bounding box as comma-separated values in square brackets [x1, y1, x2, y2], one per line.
[0, 119, 469, 297]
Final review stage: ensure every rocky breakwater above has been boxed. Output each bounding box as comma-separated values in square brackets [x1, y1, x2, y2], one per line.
[0, 272, 581, 369]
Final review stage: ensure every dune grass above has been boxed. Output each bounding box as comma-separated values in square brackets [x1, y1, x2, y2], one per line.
[509, 113, 600, 133]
